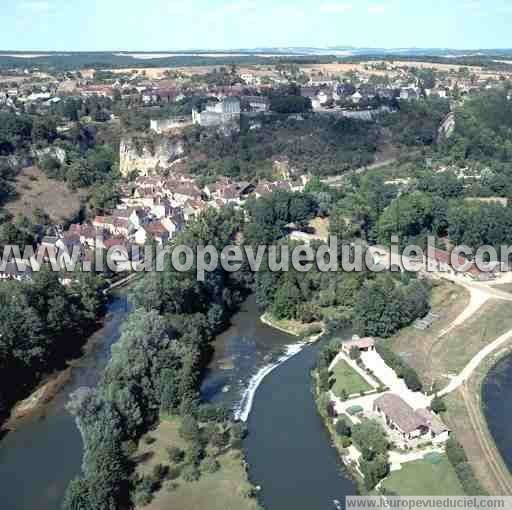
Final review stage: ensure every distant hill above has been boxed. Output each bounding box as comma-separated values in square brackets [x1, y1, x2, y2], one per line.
[1, 47, 512, 71]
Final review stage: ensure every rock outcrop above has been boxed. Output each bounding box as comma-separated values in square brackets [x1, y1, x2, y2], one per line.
[120, 135, 185, 177]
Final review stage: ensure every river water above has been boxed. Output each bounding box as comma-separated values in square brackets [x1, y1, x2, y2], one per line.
[1, 293, 356, 510]
[0, 294, 131, 510]
[482, 355, 512, 474]
[201, 296, 357, 509]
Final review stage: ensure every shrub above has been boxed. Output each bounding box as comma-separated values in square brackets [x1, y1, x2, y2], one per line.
[318, 368, 331, 392]
[181, 464, 201, 483]
[201, 456, 221, 474]
[335, 418, 351, 437]
[185, 442, 204, 466]
[167, 465, 181, 481]
[376, 343, 423, 392]
[133, 475, 157, 506]
[167, 446, 185, 464]
[431, 396, 447, 413]
[341, 436, 352, 448]
[446, 438, 467, 467]
[165, 481, 179, 493]
[197, 404, 230, 423]
[179, 415, 201, 442]
[152, 464, 169, 482]
[349, 346, 361, 361]
[230, 422, 248, 441]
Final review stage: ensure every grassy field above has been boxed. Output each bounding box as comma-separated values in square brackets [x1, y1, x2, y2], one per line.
[390, 278, 512, 387]
[6, 166, 85, 222]
[434, 299, 512, 375]
[443, 343, 512, 496]
[492, 283, 512, 294]
[388, 281, 470, 389]
[382, 455, 464, 496]
[331, 359, 372, 397]
[134, 417, 261, 510]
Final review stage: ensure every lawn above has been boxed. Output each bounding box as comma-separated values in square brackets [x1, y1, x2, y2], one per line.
[331, 359, 372, 398]
[134, 417, 261, 510]
[382, 455, 464, 496]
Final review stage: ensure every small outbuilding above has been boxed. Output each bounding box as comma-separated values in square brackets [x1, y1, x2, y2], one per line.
[341, 337, 375, 356]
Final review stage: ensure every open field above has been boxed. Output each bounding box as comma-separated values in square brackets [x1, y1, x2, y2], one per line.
[443, 342, 512, 497]
[492, 284, 512, 294]
[5, 166, 85, 223]
[331, 359, 372, 398]
[389, 281, 471, 389]
[382, 455, 464, 496]
[134, 417, 261, 510]
[435, 299, 512, 375]
[389, 278, 512, 495]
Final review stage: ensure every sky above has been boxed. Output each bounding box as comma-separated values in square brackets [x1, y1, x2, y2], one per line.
[1, 0, 512, 51]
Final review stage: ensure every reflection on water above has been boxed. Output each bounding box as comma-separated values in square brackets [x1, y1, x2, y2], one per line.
[0, 295, 131, 510]
[201, 297, 357, 510]
[0, 292, 355, 510]
[201, 294, 301, 412]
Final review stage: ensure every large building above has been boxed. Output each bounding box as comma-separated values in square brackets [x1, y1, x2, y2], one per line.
[373, 393, 450, 447]
[192, 97, 241, 129]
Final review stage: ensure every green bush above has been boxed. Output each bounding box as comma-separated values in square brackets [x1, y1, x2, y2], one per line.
[167, 446, 185, 464]
[335, 418, 351, 437]
[201, 456, 221, 474]
[341, 436, 352, 448]
[431, 396, 447, 413]
[376, 343, 423, 392]
[181, 464, 201, 483]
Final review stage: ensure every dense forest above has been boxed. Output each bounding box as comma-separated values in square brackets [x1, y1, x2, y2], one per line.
[186, 113, 381, 180]
[62, 207, 253, 509]
[0, 269, 105, 424]
[0, 53, 333, 72]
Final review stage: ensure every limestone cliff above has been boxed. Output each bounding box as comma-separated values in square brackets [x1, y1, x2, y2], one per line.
[119, 135, 185, 177]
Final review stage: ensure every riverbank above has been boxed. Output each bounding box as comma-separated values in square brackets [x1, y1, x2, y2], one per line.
[0, 294, 132, 510]
[444, 344, 512, 495]
[132, 416, 262, 510]
[260, 312, 325, 342]
[3, 369, 72, 430]
[1, 285, 127, 432]
[313, 370, 365, 492]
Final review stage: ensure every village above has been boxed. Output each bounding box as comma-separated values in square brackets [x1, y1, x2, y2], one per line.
[2, 57, 512, 123]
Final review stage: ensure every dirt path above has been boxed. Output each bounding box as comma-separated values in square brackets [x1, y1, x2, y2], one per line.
[439, 329, 512, 397]
[321, 157, 398, 185]
[461, 386, 512, 495]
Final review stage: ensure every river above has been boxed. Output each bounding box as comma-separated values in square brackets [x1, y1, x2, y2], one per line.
[0, 293, 356, 510]
[482, 354, 512, 474]
[201, 296, 357, 509]
[0, 293, 131, 510]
